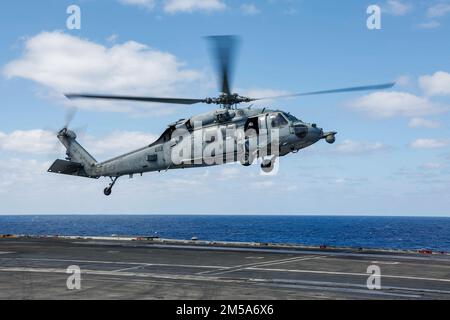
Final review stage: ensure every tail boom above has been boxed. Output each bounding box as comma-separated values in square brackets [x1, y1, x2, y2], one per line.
[48, 128, 99, 179]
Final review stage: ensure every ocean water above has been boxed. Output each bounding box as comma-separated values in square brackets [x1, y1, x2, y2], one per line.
[0, 215, 449, 252]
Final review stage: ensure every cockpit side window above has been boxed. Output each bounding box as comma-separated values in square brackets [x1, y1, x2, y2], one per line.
[270, 113, 288, 128]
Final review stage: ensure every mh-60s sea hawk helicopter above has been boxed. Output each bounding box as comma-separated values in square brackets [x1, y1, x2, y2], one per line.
[48, 36, 394, 196]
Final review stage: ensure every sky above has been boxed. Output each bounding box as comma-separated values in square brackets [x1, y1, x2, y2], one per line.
[0, 0, 450, 215]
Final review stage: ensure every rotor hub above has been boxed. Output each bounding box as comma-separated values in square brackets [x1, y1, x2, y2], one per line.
[58, 128, 77, 139]
[205, 94, 253, 108]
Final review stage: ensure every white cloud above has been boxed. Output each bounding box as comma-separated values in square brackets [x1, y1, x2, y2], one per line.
[408, 117, 441, 129]
[217, 166, 241, 180]
[335, 140, 385, 154]
[384, 0, 412, 16]
[3, 31, 203, 113]
[0, 130, 56, 154]
[0, 129, 156, 158]
[0, 159, 50, 192]
[427, 3, 450, 18]
[85, 131, 157, 157]
[420, 162, 445, 170]
[241, 3, 260, 15]
[106, 34, 119, 43]
[419, 71, 450, 96]
[164, 0, 226, 13]
[348, 91, 445, 118]
[118, 0, 156, 10]
[410, 138, 449, 149]
[118, 0, 227, 13]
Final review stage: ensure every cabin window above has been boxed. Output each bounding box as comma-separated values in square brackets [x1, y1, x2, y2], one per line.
[270, 113, 288, 128]
[185, 120, 193, 131]
[245, 118, 259, 134]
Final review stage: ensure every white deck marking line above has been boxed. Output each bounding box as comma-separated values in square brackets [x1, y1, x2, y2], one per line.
[266, 278, 450, 295]
[208, 256, 324, 276]
[252, 256, 325, 268]
[109, 243, 450, 263]
[5, 241, 450, 262]
[0, 257, 226, 270]
[247, 267, 450, 283]
[309, 256, 449, 270]
[315, 256, 448, 269]
[0, 252, 13, 255]
[0, 267, 238, 284]
[196, 255, 314, 275]
[88, 277, 422, 299]
[0, 267, 425, 299]
[371, 261, 400, 265]
[267, 283, 422, 298]
[229, 255, 316, 269]
[113, 266, 145, 272]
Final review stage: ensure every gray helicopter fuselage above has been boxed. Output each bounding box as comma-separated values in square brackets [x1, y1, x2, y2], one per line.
[53, 35, 392, 197]
[63, 107, 331, 179]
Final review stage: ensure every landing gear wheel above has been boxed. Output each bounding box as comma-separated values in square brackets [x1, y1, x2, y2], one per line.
[261, 160, 275, 173]
[260, 156, 278, 173]
[239, 152, 253, 167]
[103, 176, 120, 196]
[104, 187, 112, 196]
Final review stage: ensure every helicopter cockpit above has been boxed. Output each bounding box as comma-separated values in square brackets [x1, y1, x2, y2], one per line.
[268, 113, 289, 128]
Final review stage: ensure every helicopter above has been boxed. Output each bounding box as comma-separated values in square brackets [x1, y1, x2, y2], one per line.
[48, 36, 394, 196]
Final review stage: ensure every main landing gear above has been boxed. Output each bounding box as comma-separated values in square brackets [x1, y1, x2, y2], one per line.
[239, 151, 254, 167]
[104, 177, 120, 196]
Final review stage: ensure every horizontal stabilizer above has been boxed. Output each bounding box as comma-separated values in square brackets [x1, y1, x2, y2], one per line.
[48, 159, 99, 179]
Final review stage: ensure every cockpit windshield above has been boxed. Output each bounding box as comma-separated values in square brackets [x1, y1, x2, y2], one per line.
[284, 112, 301, 123]
[269, 113, 289, 128]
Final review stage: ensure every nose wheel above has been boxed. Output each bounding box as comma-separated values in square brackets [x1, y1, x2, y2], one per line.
[104, 177, 119, 196]
[261, 157, 277, 173]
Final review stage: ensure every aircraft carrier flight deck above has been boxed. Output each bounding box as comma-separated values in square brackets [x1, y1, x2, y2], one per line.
[0, 236, 449, 300]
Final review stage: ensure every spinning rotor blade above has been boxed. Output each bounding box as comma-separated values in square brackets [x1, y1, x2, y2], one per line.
[207, 35, 240, 96]
[65, 94, 206, 105]
[64, 107, 78, 129]
[45, 108, 86, 160]
[251, 82, 395, 101]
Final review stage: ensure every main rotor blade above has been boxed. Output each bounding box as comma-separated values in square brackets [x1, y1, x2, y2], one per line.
[252, 82, 396, 101]
[65, 94, 206, 105]
[207, 35, 240, 96]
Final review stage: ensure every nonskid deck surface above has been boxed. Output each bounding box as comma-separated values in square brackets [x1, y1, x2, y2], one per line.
[0, 237, 449, 300]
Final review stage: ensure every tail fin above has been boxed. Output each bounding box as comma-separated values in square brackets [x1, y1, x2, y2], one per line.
[48, 128, 98, 179]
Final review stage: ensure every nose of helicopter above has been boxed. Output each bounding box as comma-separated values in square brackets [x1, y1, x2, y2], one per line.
[307, 124, 323, 142]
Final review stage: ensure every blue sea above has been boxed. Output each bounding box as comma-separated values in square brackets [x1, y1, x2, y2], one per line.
[0, 215, 449, 252]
